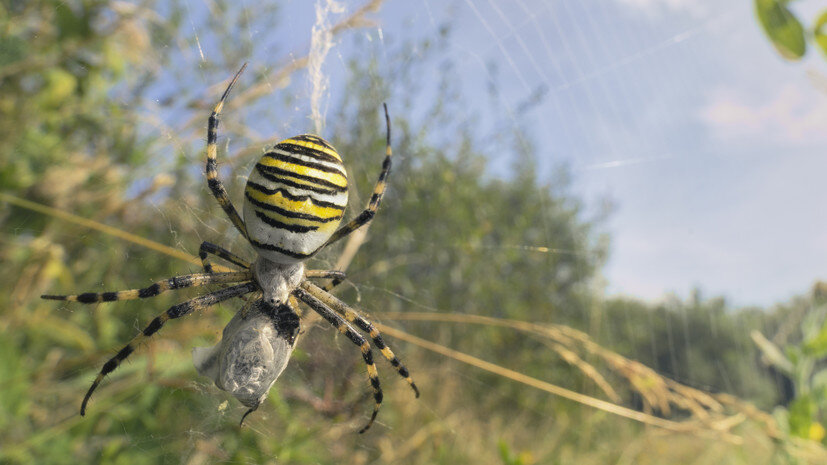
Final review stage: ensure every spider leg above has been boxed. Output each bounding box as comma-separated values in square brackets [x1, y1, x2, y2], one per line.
[319, 104, 393, 249]
[206, 64, 249, 240]
[197, 243, 253, 303]
[41, 271, 252, 303]
[305, 269, 347, 292]
[199, 241, 251, 273]
[300, 281, 419, 397]
[239, 403, 258, 427]
[80, 281, 257, 416]
[288, 294, 304, 317]
[293, 287, 382, 434]
[238, 290, 261, 318]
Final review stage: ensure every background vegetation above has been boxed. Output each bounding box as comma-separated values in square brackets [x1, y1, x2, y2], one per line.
[1, 0, 826, 463]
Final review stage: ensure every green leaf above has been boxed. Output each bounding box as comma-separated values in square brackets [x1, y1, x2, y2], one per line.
[803, 307, 827, 357]
[814, 9, 827, 58]
[55, 2, 94, 40]
[0, 35, 26, 67]
[773, 406, 791, 436]
[498, 440, 513, 465]
[788, 395, 815, 438]
[37, 69, 77, 109]
[801, 305, 827, 342]
[812, 369, 827, 403]
[755, 0, 807, 60]
[804, 324, 827, 357]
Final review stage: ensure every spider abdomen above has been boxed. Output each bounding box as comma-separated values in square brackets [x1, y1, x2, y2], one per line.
[244, 135, 348, 263]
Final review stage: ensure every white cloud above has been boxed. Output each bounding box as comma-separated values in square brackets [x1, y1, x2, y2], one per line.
[700, 84, 827, 145]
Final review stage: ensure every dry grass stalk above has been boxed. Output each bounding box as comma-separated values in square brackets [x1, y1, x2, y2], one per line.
[6, 193, 815, 451]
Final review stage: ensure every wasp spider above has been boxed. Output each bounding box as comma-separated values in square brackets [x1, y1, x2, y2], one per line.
[42, 64, 419, 433]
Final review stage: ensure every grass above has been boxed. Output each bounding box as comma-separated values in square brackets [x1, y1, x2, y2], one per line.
[2, 192, 824, 463]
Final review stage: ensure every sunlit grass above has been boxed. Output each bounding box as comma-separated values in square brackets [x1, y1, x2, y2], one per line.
[3, 192, 823, 464]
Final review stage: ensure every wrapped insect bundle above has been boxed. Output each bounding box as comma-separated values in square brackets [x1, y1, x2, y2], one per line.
[193, 299, 300, 421]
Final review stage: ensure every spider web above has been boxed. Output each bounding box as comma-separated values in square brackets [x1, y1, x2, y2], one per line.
[17, 0, 827, 462]
[147, 0, 825, 457]
[161, 0, 825, 447]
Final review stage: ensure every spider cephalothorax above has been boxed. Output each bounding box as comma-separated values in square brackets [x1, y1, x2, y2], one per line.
[42, 64, 418, 433]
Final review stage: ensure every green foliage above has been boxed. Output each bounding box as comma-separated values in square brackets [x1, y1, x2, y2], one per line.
[754, 0, 827, 61]
[0, 5, 617, 460]
[755, 0, 807, 60]
[600, 291, 782, 408]
[0, 0, 162, 196]
[815, 11, 827, 58]
[324, 49, 611, 422]
[752, 286, 827, 444]
[498, 439, 533, 465]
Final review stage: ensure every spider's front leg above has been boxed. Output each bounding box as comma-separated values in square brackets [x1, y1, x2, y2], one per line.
[41, 271, 251, 303]
[318, 104, 394, 250]
[199, 241, 251, 273]
[205, 64, 249, 240]
[305, 269, 347, 292]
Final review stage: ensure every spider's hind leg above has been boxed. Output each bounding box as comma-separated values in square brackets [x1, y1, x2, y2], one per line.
[293, 286, 383, 433]
[300, 281, 419, 398]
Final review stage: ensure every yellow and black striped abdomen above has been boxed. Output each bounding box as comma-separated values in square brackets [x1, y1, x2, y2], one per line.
[244, 135, 348, 263]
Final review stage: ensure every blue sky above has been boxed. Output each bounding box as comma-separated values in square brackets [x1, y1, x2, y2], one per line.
[363, 0, 827, 307]
[173, 0, 827, 307]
